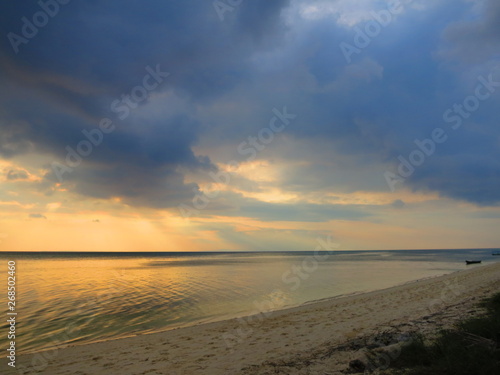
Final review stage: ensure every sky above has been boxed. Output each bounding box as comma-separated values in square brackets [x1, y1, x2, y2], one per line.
[0, 0, 499, 252]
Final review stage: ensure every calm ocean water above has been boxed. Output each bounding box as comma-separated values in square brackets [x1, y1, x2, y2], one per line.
[0, 249, 498, 354]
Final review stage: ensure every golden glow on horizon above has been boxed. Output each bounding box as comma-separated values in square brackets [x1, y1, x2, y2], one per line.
[1, 206, 500, 251]
[1, 155, 500, 252]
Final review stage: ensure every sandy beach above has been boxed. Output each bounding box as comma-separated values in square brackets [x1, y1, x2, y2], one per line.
[15, 262, 500, 375]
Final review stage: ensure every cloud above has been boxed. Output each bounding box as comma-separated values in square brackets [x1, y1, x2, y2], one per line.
[391, 199, 405, 209]
[0, 0, 293, 210]
[185, 188, 373, 222]
[29, 213, 47, 219]
[6, 168, 29, 181]
[0, 0, 499, 221]
[408, 154, 500, 206]
[440, 0, 500, 64]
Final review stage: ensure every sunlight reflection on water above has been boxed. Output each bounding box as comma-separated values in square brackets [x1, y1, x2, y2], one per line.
[0, 249, 496, 354]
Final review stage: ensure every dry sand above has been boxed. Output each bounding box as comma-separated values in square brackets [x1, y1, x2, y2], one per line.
[15, 262, 500, 375]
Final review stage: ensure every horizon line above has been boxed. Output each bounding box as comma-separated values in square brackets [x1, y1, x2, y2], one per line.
[0, 248, 498, 254]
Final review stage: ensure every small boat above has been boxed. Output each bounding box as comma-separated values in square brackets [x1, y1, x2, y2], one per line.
[465, 260, 482, 265]
[492, 251, 500, 256]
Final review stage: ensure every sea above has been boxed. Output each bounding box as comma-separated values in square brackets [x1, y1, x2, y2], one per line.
[0, 248, 498, 355]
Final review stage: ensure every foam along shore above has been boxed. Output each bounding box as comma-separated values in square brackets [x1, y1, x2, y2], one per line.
[16, 262, 500, 375]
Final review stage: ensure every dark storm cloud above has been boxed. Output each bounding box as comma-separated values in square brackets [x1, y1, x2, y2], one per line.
[408, 154, 500, 206]
[0, 0, 291, 208]
[236, 0, 500, 206]
[441, 0, 500, 63]
[279, 10, 452, 148]
[44, 163, 198, 208]
[236, 0, 290, 42]
[0, 0, 499, 213]
[1, 0, 291, 98]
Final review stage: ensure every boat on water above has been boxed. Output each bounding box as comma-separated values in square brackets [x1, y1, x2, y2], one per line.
[465, 260, 482, 265]
[492, 251, 500, 256]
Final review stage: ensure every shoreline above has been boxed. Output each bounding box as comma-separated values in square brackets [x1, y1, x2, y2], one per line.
[19, 264, 465, 356]
[14, 262, 500, 374]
